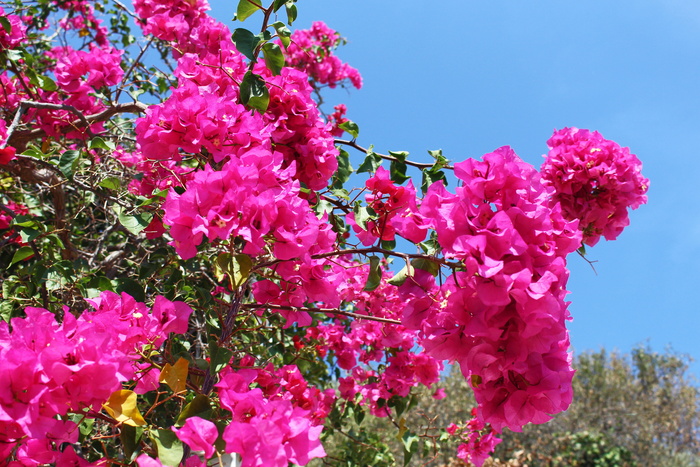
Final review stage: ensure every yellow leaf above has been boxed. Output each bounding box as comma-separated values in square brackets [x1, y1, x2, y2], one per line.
[396, 417, 407, 440]
[103, 390, 146, 426]
[159, 357, 189, 393]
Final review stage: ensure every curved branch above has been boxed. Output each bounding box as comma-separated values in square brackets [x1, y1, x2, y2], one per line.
[6, 102, 148, 150]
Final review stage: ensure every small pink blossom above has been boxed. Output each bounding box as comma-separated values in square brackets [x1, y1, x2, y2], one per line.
[173, 417, 218, 458]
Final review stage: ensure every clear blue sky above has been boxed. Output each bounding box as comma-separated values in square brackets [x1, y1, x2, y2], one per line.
[209, 1, 700, 377]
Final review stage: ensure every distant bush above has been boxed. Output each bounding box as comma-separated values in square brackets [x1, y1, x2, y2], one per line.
[324, 346, 700, 466]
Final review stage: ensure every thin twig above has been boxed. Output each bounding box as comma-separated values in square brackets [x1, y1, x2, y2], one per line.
[116, 36, 155, 102]
[244, 303, 402, 325]
[335, 139, 453, 170]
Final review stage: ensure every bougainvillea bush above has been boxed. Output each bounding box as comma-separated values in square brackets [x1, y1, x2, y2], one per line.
[0, 0, 648, 465]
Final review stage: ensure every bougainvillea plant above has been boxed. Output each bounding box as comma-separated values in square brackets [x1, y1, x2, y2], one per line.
[0, 0, 648, 466]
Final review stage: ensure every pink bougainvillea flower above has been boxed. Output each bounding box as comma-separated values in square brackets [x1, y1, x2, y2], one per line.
[173, 416, 218, 458]
[540, 127, 649, 246]
[0, 146, 16, 164]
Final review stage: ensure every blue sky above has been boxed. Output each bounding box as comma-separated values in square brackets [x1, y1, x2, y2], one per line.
[209, 1, 700, 376]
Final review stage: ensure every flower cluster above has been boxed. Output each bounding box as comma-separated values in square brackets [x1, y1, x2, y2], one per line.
[347, 166, 426, 245]
[540, 127, 649, 246]
[448, 410, 502, 467]
[132, 0, 210, 44]
[162, 148, 334, 260]
[0, 7, 27, 50]
[53, 0, 109, 46]
[52, 46, 124, 94]
[283, 21, 362, 89]
[215, 366, 327, 467]
[0, 292, 192, 465]
[255, 63, 340, 191]
[0, 199, 28, 245]
[413, 146, 581, 432]
[305, 261, 443, 416]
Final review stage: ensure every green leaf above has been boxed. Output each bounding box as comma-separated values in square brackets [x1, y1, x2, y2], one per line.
[353, 203, 376, 230]
[273, 0, 287, 12]
[114, 277, 146, 302]
[428, 148, 448, 167]
[6, 49, 22, 62]
[9, 246, 34, 266]
[356, 148, 382, 174]
[231, 28, 259, 60]
[271, 21, 292, 47]
[78, 416, 95, 440]
[11, 215, 41, 229]
[0, 17, 11, 34]
[113, 205, 153, 235]
[419, 233, 440, 255]
[18, 227, 41, 243]
[363, 256, 382, 292]
[285, 1, 297, 25]
[381, 239, 396, 251]
[88, 136, 116, 151]
[19, 147, 43, 159]
[214, 253, 252, 288]
[151, 429, 183, 467]
[31, 72, 58, 92]
[421, 167, 447, 194]
[330, 188, 350, 201]
[411, 258, 440, 276]
[236, 0, 262, 22]
[136, 189, 169, 207]
[332, 148, 353, 188]
[354, 405, 366, 425]
[209, 342, 233, 376]
[59, 150, 81, 178]
[24, 68, 57, 91]
[262, 42, 285, 75]
[338, 120, 359, 139]
[401, 430, 419, 466]
[0, 300, 14, 323]
[314, 199, 333, 216]
[176, 395, 212, 427]
[240, 71, 270, 112]
[98, 177, 120, 190]
[120, 424, 143, 463]
[390, 160, 409, 184]
[387, 262, 414, 286]
[45, 233, 65, 249]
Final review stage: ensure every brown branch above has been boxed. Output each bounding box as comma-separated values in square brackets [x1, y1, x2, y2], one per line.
[6, 102, 148, 151]
[254, 247, 458, 275]
[1, 155, 77, 259]
[335, 139, 453, 170]
[244, 303, 402, 325]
